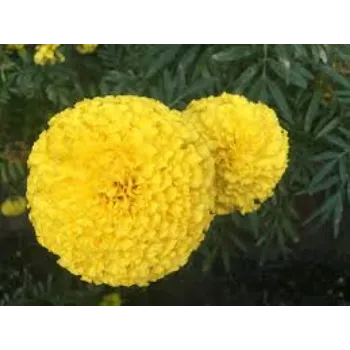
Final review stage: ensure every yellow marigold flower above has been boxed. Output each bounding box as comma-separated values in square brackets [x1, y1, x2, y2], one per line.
[1, 196, 27, 217]
[27, 95, 215, 287]
[75, 44, 98, 54]
[6, 44, 25, 51]
[183, 93, 289, 215]
[34, 44, 65, 65]
[99, 292, 122, 306]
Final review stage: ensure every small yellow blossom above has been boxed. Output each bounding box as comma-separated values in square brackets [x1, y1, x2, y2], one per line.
[27, 95, 215, 287]
[6, 44, 25, 51]
[184, 93, 289, 215]
[1, 196, 27, 217]
[76, 44, 98, 54]
[34, 44, 65, 65]
[99, 293, 122, 306]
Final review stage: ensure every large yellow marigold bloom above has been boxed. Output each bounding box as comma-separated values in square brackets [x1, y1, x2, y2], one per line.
[183, 93, 289, 215]
[34, 44, 65, 65]
[27, 95, 215, 287]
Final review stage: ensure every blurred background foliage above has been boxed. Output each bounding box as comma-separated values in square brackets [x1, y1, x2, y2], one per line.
[2, 44, 350, 305]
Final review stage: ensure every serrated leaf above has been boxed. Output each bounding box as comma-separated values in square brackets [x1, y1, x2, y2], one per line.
[304, 91, 322, 133]
[145, 45, 181, 79]
[179, 45, 201, 72]
[280, 216, 299, 243]
[202, 247, 218, 273]
[221, 248, 231, 273]
[303, 192, 339, 226]
[310, 151, 343, 162]
[347, 182, 350, 203]
[308, 176, 339, 194]
[294, 62, 314, 80]
[333, 193, 343, 238]
[269, 60, 308, 89]
[169, 77, 214, 107]
[315, 118, 340, 139]
[326, 135, 350, 150]
[247, 77, 264, 101]
[308, 160, 337, 189]
[247, 212, 260, 239]
[267, 78, 293, 123]
[162, 70, 176, 104]
[0, 164, 8, 184]
[228, 234, 247, 252]
[212, 45, 253, 62]
[323, 65, 350, 88]
[339, 159, 348, 184]
[233, 64, 260, 93]
[289, 66, 309, 89]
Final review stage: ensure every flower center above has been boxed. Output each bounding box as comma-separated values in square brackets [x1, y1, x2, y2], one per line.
[98, 178, 140, 209]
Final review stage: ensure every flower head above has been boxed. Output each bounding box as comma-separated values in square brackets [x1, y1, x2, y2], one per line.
[27, 95, 215, 286]
[34, 44, 65, 65]
[76, 44, 98, 54]
[99, 292, 122, 306]
[184, 93, 289, 215]
[1, 196, 27, 217]
[6, 44, 25, 51]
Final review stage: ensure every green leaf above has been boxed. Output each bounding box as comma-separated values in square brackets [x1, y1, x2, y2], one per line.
[227, 234, 247, 252]
[202, 247, 218, 273]
[289, 67, 309, 89]
[233, 64, 260, 93]
[162, 70, 177, 104]
[339, 159, 348, 184]
[322, 66, 350, 88]
[303, 192, 339, 225]
[315, 118, 340, 139]
[325, 134, 350, 150]
[266, 78, 293, 123]
[304, 91, 322, 133]
[169, 77, 214, 107]
[268, 60, 288, 82]
[293, 62, 314, 80]
[308, 160, 337, 189]
[145, 45, 181, 79]
[347, 182, 350, 203]
[280, 217, 299, 243]
[179, 45, 201, 72]
[221, 248, 231, 273]
[247, 77, 264, 101]
[212, 45, 254, 62]
[269, 60, 308, 89]
[333, 193, 343, 238]
[0, 164, 8, 184]
[307, 176, 339, 194]
[310, 151, 343, 162]
[247, 212, 260, 239]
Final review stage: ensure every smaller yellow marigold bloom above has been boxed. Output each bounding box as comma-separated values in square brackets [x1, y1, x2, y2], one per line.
[6, 44, 25, 51]
[99, 292, 122, 306]
[76, 44, 98, 54]
[183, 93, 289, 215]
[34, 44, 65, 65]
[1, 196, 27, 217]
[27, 95, 215, 287]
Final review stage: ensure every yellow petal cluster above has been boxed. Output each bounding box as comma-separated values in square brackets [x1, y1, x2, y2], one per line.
[6, 44, 25, 51]
[184, 93, 289, 215]
[76, 44, 98, 54]
[1, 196, 27, 217]
[34, 44, 65, 65]
[27, 95, 215, 287]
[99, 293, 122, 306]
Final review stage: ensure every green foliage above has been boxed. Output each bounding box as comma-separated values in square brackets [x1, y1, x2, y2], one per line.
[2, 44, 350, 281]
